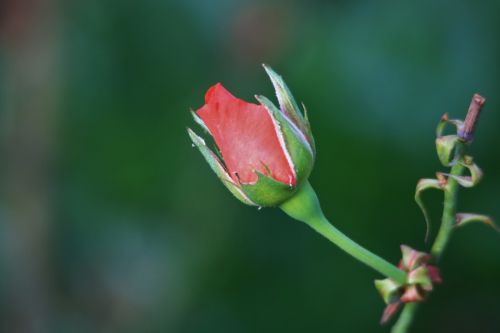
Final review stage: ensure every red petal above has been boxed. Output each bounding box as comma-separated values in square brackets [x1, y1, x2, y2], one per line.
[380, 302, 402, 324]
[196, 83, 295, 185]
[400, 285, 424, 303]
[426, 265, 442, 284]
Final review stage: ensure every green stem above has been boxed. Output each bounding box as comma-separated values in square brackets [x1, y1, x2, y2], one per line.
[390, 158, 465, 332]
[431, 163, 464, 259]
[390, 303, 418, 333]
[280, 181, 407, 285]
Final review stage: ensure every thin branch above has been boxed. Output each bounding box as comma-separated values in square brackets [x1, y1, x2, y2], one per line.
[458, 94, 486, 142]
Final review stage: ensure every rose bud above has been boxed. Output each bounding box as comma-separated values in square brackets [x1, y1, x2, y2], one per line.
[188, 65, 315, 207]
[188, 67, 408, 287]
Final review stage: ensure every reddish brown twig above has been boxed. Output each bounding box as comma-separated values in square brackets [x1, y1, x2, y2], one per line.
[459, 94, 486, 142]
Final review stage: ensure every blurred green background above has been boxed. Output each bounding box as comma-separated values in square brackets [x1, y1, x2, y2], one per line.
[1, 0, 499, 332]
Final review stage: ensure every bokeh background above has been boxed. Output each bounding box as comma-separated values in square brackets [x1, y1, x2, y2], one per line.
[1, 0, 499, 332]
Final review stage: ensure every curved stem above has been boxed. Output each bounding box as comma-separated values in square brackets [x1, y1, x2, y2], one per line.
[390, 160, 465, 332]
[280, 181, 407, 284]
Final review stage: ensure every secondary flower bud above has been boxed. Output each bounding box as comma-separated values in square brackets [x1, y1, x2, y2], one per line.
[188, 66, 315, 207]
[375, 245, 441, 324]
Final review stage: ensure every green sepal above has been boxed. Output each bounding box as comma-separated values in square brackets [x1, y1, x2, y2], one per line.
[415, 178, 445, 242]
[436, 135, 459, 166]
[255, 95, 314, 183]
[445, 156, 483, 188]
[401, 245, 430, 271]
[263, 64, 315, 151]
[375, 278, 402, 304]
[455, 213, 499, 232]
[407, 266, 433, 291]
[436, 113, 449, 138]
[300, 102, 316, 154]
[436, 113, 463, 138]
[301, 102, 311, 128]
[187, 128, 257, 206]
[191, 109, 210, 133]
[240, 171, 296, 207]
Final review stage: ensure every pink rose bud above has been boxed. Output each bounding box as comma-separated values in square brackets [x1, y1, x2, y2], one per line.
[188, 65, 315, 207]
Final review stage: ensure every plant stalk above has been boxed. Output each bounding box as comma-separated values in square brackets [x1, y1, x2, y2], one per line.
[391, 92, 487, 332]
[280, 181, 407, 285]
[431, 163, 465, 259]
[391, 150, 465, 333]
[390, 303, 418, 333]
